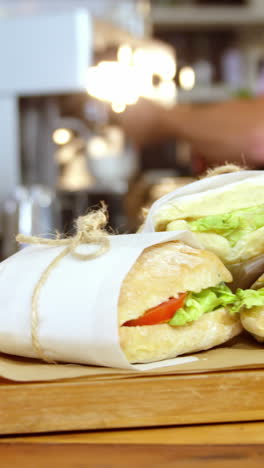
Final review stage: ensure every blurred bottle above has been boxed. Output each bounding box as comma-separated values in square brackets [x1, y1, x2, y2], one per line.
[221, 47, 246, 88]
[2, 185, 60, 259]
[193, 37, 213, 86]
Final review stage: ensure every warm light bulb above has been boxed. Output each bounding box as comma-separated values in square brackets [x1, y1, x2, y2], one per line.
[117, 44, 133, 65]
[157, 54, 176, 81]
[86, 62, 140, 105]
[158, 80, 177, 102]
[133, 48, 176, 81]
[88, 136, 108, 159]
[52, 128, 73, 145]
[179, 66, 195, 90]
[112, 102, 126, 113]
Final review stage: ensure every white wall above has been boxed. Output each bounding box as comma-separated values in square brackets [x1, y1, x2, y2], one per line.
[0, 0, 146, 37]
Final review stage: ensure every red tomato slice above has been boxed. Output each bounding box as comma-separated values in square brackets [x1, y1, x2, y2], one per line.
[123, 293, 186, 326]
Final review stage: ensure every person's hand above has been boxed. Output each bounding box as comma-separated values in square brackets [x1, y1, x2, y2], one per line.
[114, 98, 170, 147]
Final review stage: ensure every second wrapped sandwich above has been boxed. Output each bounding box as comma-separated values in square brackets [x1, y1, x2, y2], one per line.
[142, 171, 264, 267]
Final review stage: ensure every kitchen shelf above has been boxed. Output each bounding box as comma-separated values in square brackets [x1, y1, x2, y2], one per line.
[152, 6, 264, 29]
[177, 84, 233, 103]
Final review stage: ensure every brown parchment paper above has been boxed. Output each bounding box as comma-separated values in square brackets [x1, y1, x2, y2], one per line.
[1, 333, 264, 383]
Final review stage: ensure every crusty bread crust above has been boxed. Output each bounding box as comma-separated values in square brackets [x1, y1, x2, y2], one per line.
[154, 177, 264, 230]
[118, 241, 232, 325]
[241, 307, 264, 340]
[120, 308, 242, 363]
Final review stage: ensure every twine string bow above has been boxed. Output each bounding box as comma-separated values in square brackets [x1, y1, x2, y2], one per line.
[16, 206, 110, 364]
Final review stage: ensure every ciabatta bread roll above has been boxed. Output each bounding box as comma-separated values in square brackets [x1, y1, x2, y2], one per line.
[241, 307, 264, 343]
[118, 242, 242, 363]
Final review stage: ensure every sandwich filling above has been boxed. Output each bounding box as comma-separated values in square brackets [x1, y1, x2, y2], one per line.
[166, 204, 264, 248]
[123, 284, 264, 327]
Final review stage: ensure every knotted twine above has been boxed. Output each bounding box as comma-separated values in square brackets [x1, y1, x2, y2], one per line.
[16, 205, 110, 364]
[203, 163, 246, 178]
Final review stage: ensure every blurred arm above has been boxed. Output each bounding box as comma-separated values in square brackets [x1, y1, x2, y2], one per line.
[116, 97, 264, 166]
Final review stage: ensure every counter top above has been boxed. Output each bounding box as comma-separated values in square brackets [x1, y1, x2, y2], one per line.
[1, 421, 264, 445]
[1, 422, 264, 467]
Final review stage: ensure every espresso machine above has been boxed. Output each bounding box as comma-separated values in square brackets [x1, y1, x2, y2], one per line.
[0, 9, 94, 257]
[0, 4, 177, 257]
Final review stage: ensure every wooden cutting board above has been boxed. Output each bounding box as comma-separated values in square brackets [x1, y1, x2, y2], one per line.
[1, 368, 264, 435]
[1, 444, 264, 468]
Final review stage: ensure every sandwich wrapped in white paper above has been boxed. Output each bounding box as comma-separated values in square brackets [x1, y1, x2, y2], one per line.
[0, 216, 242, 370]
[142, 170, 264, 266]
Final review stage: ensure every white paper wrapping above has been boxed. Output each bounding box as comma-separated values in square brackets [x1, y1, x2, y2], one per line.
[0, 231, 202, 371]
[142, 170, 264, 233]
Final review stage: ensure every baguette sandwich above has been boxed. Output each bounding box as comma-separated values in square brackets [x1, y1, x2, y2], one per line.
[152, 176, 264, 266]
[119, 241, 243, 363]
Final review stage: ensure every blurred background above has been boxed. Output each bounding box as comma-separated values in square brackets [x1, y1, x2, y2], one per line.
[1, 0, 264, 258]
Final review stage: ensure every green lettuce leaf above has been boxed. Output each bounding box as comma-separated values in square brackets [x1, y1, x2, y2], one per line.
[188, 204, 264, 247]
[169, 284, 264, 327]
[169, 284, 236, 327]
[230, 288, 264, 314]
